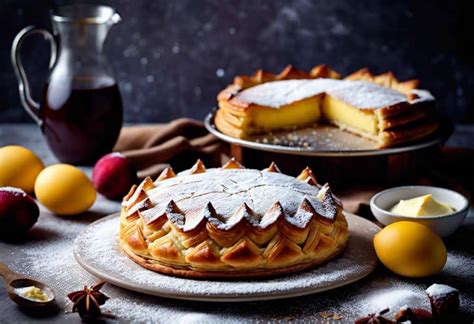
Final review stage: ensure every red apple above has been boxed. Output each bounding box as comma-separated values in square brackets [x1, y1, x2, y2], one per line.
[92, 153, 137, 200]
[0, 187, 39, 239]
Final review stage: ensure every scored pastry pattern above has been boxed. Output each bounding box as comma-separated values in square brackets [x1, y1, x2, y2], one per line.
[119, 159, 349, 278]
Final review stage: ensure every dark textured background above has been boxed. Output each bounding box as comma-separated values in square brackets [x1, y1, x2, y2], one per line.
[2, 0, 474, 123]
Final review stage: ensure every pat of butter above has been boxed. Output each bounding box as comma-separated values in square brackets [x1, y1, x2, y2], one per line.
[391, 194, 455, 217]
[15, 286, 51, 302]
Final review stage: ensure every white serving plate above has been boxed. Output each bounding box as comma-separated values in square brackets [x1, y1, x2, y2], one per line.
[73, 212, 380, 302]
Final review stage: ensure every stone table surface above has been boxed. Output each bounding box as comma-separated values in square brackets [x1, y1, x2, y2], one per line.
[0, 123, 473, 323]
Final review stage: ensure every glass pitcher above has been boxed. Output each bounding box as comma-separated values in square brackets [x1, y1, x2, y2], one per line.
[12, 5, 123, 165]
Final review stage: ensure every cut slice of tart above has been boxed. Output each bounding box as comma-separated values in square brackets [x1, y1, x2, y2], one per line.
[215, 66, 438, 148]
[322, 80, 438, 146]
[217, 78, 341, 138]
[216, 65, 342, 138]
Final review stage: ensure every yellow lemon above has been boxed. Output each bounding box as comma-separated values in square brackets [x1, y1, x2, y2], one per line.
[35, 164, 96, 215]
[373, 221, 447, 277]
[0, 145, 44, 193]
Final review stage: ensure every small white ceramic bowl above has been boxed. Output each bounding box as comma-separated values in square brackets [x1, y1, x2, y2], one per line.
[370, 186, 470, 237]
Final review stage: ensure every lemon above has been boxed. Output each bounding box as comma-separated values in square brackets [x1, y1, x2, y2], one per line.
[35, 164, 96, 215]
[0, 145, 44, 193]
[373, 221, 447, 277]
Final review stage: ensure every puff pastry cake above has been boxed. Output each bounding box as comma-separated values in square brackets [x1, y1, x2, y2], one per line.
[119, 159, 349, 278]
[216, 65, 438, 148]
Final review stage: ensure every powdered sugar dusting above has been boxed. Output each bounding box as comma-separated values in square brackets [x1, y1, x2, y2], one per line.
[235, 78, 341, 108]
[233, 79, 413, 110]
[426, 283, 458, 297]
[11, 215, 98, 308]
[74, 214, 377, 299]
[0, 186, 27, 196]
[343, 280, 430, 318]
[4, 208, 472, 322]
[327, 81, 408, 109]
[410, 89, 435, 104]
[443, 253, 474, 280]
[145, 168, 331, 230]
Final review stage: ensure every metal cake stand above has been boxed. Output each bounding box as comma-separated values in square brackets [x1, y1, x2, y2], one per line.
[204, 111, 453, 158]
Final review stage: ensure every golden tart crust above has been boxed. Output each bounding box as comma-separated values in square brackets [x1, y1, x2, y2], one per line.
[119, 160, 349, 278]
[215, 65, 438, 148]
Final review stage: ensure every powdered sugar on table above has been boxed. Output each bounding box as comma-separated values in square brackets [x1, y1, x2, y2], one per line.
[4, 206, 472, 322]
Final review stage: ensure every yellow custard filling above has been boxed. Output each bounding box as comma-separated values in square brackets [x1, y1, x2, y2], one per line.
[322, 95, 379, 135]
[249, 96, 321, 130]
[391, 194, 455, 217]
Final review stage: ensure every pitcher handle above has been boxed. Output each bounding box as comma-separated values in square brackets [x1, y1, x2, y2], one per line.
[11, 26, 57, 126]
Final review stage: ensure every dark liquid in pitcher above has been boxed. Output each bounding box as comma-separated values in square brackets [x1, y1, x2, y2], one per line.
[40, 79, 123, 165]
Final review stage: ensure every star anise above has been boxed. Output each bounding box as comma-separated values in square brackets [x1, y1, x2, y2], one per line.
[355, 308, 395, 324]
[67, 281, 109, 320]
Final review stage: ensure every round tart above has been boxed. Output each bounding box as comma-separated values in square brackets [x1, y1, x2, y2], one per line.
[215, 65, 438, 148]
[119, 159, 349, 278]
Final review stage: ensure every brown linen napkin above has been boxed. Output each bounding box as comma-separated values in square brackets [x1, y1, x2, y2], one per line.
[114, 118, 229, 179]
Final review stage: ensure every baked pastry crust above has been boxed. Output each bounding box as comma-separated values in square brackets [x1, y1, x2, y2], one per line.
[215, 65, 438, 148]
[119, 159, 349, 278]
